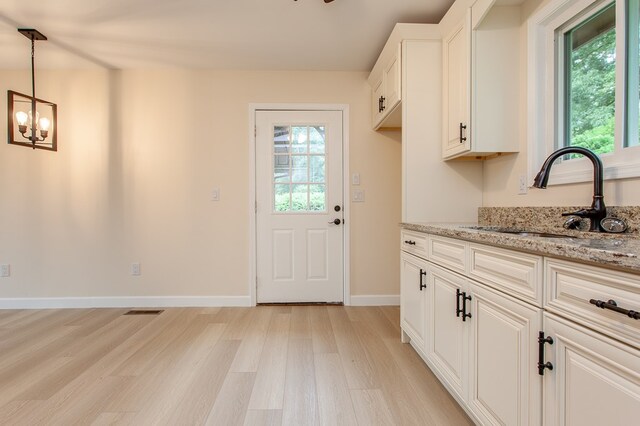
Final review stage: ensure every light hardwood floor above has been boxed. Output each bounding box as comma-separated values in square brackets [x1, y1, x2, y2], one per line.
[0, 306, 472, 425]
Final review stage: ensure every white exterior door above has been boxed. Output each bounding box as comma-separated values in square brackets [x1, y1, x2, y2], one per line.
[256, 110, 344, 303]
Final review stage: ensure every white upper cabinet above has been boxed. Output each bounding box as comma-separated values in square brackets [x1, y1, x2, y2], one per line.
[368, 25, 440, 130]
[441, 1, 521, 160]
[442, 10, 471, 158]
[369, 42, 402, 129]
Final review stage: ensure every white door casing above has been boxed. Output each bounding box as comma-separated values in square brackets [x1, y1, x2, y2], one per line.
[255, 110, 344, 303]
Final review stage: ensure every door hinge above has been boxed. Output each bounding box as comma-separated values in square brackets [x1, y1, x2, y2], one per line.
[255, 201, 258, 213]
[254, 125, 257, 138]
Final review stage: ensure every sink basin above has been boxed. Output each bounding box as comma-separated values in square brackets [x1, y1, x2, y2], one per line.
[465, 226, 579, 239]
[496, 230, 578, 239]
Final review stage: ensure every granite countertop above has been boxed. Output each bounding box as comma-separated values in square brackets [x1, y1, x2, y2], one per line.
[401, 222, 640, 274]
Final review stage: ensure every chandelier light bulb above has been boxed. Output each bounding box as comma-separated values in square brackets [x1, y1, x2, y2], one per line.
[28, 109, 39, 127]
[39, 117, 50, 131]
[15, 111, 28, 126]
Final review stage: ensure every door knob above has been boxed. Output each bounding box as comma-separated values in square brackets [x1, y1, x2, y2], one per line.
[329, 218, 341, 225]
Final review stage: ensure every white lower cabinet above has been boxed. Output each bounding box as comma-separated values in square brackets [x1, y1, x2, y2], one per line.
[469, 282, 542, 426]
[426, 263, 469, 402]
[543, 313, 640, 426]
[424, 263, 542, 425]
[401, 230, 640, 425]
[400, 252, 428, 352]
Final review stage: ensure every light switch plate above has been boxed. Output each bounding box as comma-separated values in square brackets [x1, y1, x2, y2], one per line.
[352, 189, 365, 202]
[0, 264, 9, 277]
[352, 173, 360, 185]
[211, 187, 220, 201]
[131, 263, 141, 276]
[518, 175, 528, 195]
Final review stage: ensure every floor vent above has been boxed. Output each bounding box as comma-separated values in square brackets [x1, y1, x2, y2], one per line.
[124, 309, 164, 315]
[257, 302, 343, 306]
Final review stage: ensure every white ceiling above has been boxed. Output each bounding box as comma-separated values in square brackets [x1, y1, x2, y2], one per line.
[0, 0, 454, 71]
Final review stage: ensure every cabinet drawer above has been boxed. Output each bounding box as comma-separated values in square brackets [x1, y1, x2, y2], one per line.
[401, 230, 428, 259]
[545, 258, 640, 349]
[428, 235, 467, 273]
[469, 244, 543, 307]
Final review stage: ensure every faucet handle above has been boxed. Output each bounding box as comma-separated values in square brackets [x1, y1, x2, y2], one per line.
[563, 216, 582, 230]
[561, 208, 590, 218]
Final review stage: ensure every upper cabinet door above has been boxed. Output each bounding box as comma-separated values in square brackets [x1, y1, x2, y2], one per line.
[371, 76, 385, 128]
[383, 43, 402, 117]
[441, 4, 521, 160]
[371, 43, 402, 130]
[442, 9, 471, 159]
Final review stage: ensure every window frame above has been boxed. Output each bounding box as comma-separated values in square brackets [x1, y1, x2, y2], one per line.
[528, 0, 640, 185]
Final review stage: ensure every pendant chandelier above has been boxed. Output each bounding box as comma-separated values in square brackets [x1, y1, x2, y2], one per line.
[7, 28, 57, 151]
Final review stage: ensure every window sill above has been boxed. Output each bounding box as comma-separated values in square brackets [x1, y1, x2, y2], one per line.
[543, 161, 640, 186]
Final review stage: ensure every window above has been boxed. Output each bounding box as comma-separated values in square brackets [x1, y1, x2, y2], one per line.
[561, 3, 616, 156]
[627, 0, 640, 147]
[529, 0, 640, 184]
[272, 124, 326, 212]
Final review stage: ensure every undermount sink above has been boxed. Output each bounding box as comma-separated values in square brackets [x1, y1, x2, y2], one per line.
[496, 230, 578, 239]
[465, 226, 579, 239]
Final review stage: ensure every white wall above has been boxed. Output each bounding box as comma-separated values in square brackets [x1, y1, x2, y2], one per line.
[0, 69, 401, 304]
[482, 0, 640, 207]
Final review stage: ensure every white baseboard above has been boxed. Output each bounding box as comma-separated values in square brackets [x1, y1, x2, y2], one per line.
[348, 295, 400, 306]
[0, 296, 252, 310]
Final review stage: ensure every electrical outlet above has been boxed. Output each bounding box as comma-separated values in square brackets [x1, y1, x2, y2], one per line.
[0, 264, 9, 277]
[131, 263, 141, 276]
[352, 189, 365, 202]
[518, 175, 528, 195]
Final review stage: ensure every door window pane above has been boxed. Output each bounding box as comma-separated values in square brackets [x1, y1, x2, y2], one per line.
[291, 155, 308, 183]
[291, 184, 309, 211]
[274, 184, 291, 212]
[309, 184, 326, 211]
[563, 3, 616, 155]
[310, 155, 325, 183]
[272, 124, 327, 213]
[309, 126, 326, 153]
[274, 155, 290, 182]
[292, 126, 308, 153]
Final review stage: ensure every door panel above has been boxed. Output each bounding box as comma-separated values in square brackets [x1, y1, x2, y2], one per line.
[469, 282, 542, 426]
[306, 229, 328, 280]
[400, 252, 428, 350]
[427, 264, 468, 402]
[256, 110, 344, 303]
[544, 313, 640, 426]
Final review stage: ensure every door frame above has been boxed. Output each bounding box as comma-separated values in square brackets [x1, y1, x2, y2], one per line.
[248, 103, 351, 306]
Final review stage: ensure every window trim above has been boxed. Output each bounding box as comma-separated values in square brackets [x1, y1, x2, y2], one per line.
[528, 0, 640, 185]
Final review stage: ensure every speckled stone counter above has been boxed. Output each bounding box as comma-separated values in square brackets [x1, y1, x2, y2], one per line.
[401, 222, 640, 274]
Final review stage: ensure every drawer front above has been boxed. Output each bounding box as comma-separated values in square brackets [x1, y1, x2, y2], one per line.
[469, 244, 543, 307]
[428, 235, 467, 273]
[545, 258, 640, 349]
[401, 230, 428, 259]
